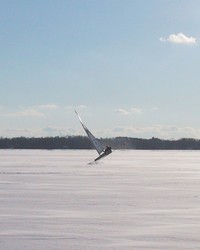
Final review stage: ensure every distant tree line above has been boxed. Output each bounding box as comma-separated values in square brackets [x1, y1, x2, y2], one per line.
[0, 136, 200, 150]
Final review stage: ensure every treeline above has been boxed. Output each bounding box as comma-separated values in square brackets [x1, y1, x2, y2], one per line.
[0, 136, 92, 149]
[0, 136, 200, 150]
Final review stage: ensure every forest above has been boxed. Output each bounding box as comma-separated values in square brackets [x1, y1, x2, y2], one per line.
[0, 136, 200, 150]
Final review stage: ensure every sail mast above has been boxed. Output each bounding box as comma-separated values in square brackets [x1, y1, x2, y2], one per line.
[75, 111, 104, 155]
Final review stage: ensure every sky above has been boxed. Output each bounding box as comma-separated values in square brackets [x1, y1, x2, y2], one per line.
[1, 0, 200, 139]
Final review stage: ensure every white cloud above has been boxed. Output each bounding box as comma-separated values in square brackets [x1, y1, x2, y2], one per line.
[160, 33, 197, 44]
[116, 108, 129, 115]
[1, 124, 200, 139]
[3, 104, 62, 118]
[0, 126, 77, 137]
[108, 124, 200, 139]
[38, 104, 59, 109]
[4, 108, 44, 117]
[2, 104, 87, 118]
[116, 107, 142, 115]
[64, 104, 87, 112]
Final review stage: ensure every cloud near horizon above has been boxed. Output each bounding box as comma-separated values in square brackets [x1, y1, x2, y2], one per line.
[116, 108, 129, 115]
[38, 104, 59, 109]
[160, 33, 197, 44]
[112, 125, 200, 139]
[117, 107, 142, 115]
[4, 108, 44, 117]
[1, 124, 200, 139]
[2, 103, 86, 118]
[1, 126, 77, 138]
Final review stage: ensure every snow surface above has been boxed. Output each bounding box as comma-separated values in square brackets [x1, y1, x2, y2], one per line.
[0, 150, 200, 249]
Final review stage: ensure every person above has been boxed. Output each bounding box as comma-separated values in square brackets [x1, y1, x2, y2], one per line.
[104, 145, 112, 155]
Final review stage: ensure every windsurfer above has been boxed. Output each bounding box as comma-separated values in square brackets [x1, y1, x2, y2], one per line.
[104, 146, 112, 155]
[75, 110, 112, 162]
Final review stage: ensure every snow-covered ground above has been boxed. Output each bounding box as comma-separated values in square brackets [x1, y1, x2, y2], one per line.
[0, 150, 200, 249]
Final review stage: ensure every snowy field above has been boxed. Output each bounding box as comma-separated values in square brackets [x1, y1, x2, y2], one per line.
[0, 150, 200, 250]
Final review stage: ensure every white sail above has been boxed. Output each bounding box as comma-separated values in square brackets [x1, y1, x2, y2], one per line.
[75, 111, 104, 155]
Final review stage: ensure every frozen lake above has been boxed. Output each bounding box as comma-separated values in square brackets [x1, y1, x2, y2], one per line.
[0, 150, 200, 249]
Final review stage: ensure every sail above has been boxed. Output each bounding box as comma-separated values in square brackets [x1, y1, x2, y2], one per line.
[75, 111, 104, 155]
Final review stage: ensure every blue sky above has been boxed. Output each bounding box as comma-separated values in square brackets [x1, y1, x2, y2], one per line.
[1, 0, 200, 139]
